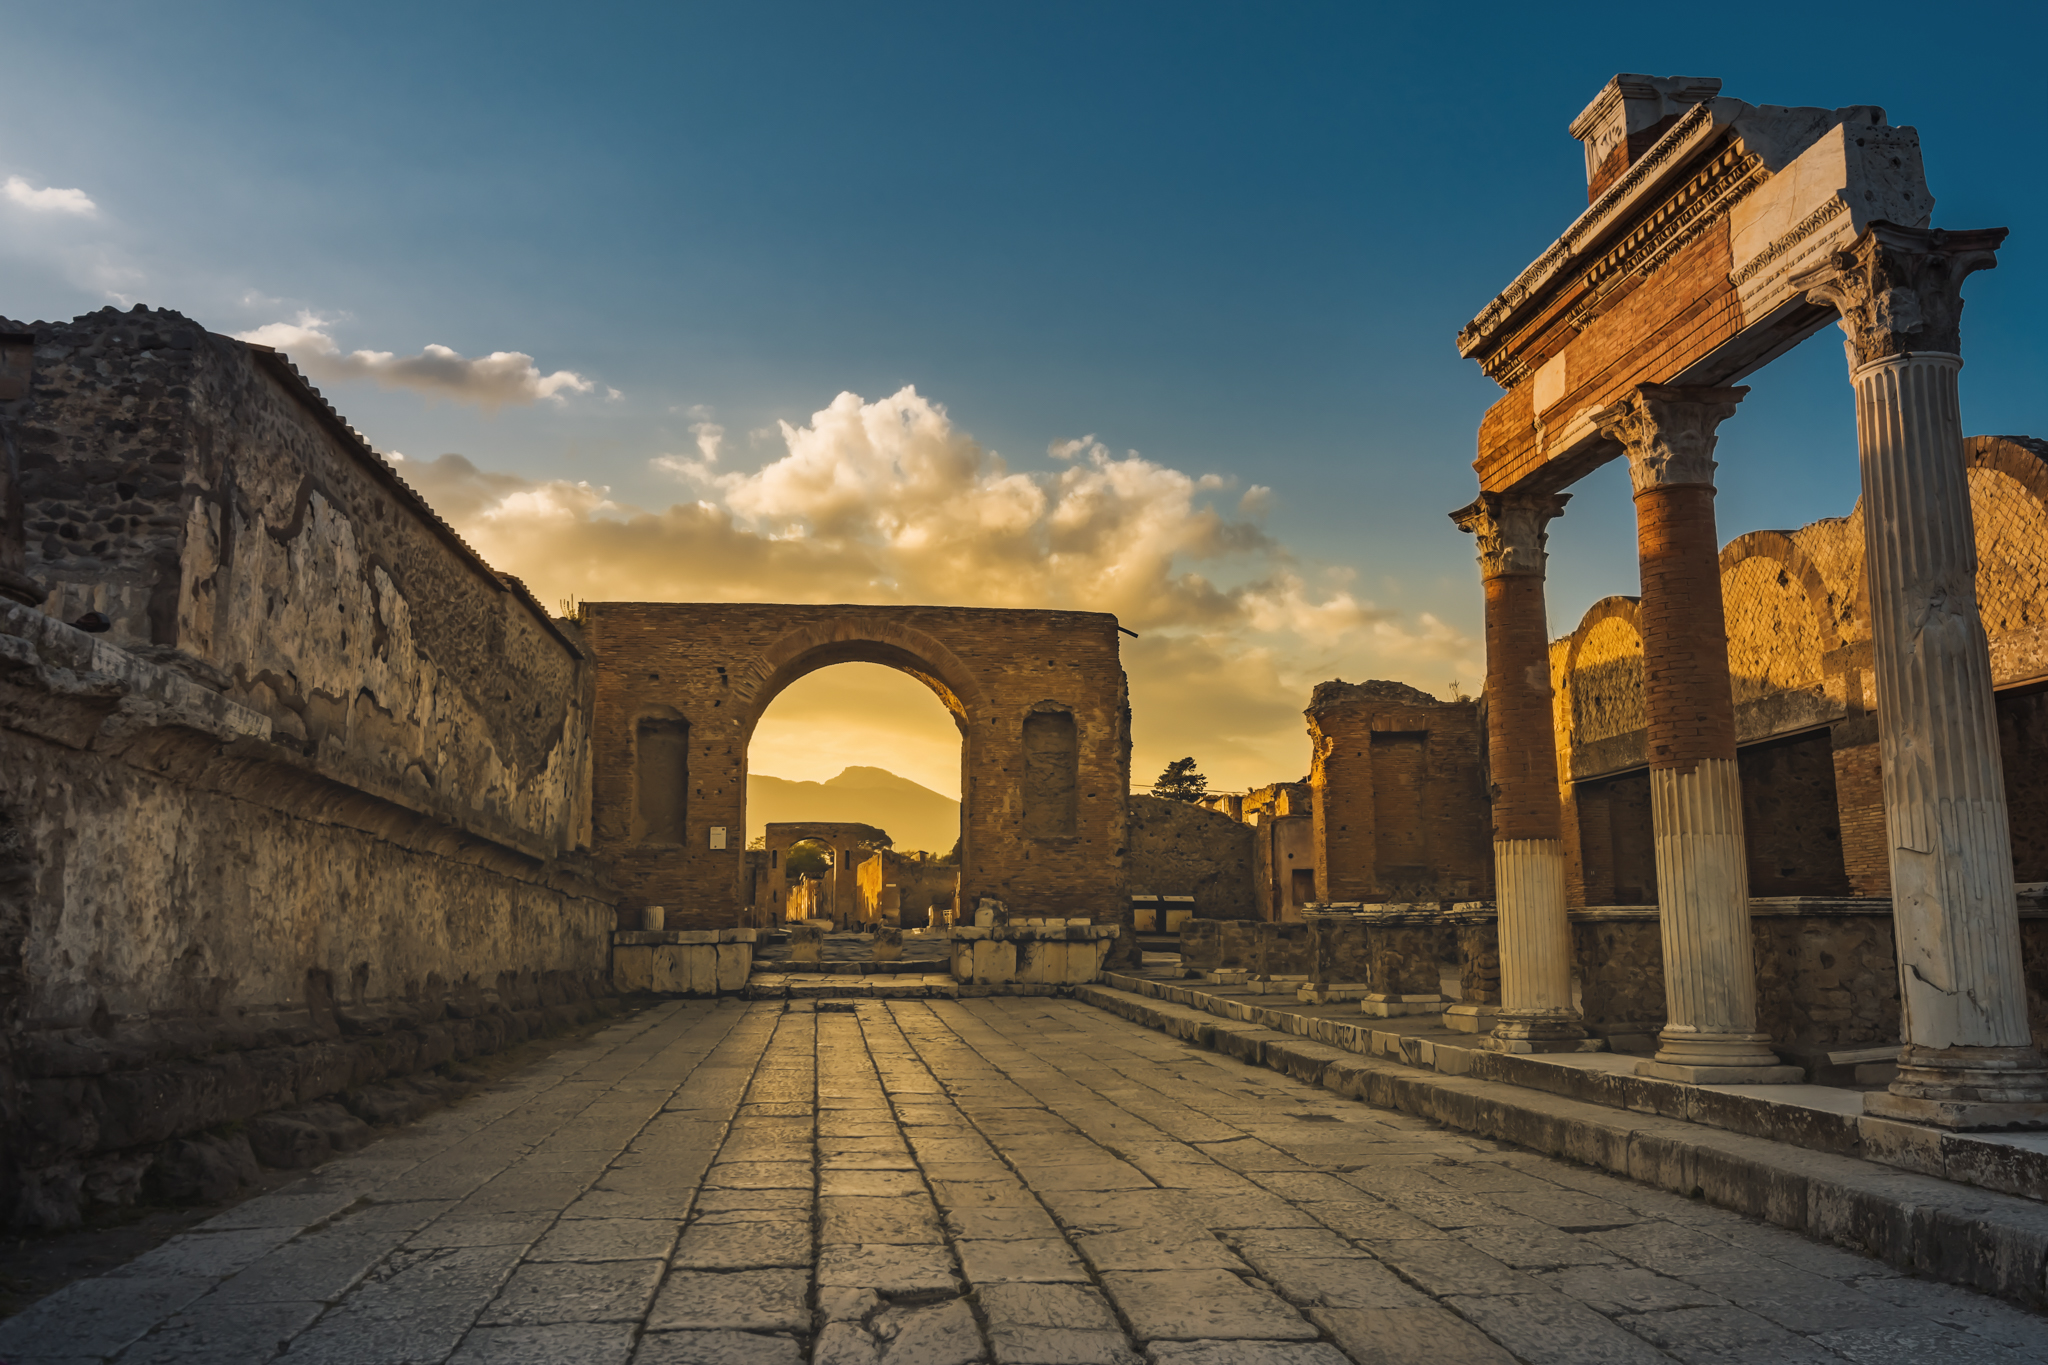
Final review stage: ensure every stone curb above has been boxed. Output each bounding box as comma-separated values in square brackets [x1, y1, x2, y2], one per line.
[1100, 971, 2048, 1206]
[1075, 982, 2048, 1312]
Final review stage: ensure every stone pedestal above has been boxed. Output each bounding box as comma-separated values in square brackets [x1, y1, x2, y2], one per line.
[1796, 224, 2048, 1127]
[1597, 385, 1796, 1084]
[1451, 493, 1590, 1050]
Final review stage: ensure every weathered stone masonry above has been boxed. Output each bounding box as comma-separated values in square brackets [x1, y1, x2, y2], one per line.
[0, 307, 617, 1229]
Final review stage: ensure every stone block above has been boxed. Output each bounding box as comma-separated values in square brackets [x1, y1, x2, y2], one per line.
[970, 940, 1018, 986]
[673, 930, 719, 945]
[719, 927, 759, 943]
[789, 925, 825, 965]
[613, 946, 656, 993]
[715, 945, 750, 993]
[872, 928, 904, 963]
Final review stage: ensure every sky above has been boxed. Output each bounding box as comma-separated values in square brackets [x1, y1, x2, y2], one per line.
[5, 2, 2045, 797]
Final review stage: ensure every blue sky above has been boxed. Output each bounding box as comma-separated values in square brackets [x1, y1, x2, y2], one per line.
[5, 2, 2045, 793]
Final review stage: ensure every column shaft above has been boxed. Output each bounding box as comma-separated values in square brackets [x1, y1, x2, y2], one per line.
[1793, 222, 2048, 1127]
[1601, 385, 1795, 1082]
[1853, 354, 2048, 1119]
[1452, 494, 1585, 1049]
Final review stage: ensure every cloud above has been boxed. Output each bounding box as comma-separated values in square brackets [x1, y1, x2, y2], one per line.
[407, 385, 1478, 789]
[3, 176, 97, 216]
[234, 314, 599, 410]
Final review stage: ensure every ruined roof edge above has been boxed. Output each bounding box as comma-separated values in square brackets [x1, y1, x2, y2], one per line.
[241, 342, 584, 662]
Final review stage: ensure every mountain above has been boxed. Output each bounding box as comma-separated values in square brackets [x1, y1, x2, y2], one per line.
[747, 766, 961, 854]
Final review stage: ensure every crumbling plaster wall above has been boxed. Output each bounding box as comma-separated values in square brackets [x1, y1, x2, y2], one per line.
[0, 306, 615, 1228]
[10, 307, 593, 860]
[1307, 680, 1490, 904]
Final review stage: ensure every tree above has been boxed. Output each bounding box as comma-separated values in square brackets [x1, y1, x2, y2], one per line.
[1152, 757, 1208, 803]
[785, 843, 832, 879]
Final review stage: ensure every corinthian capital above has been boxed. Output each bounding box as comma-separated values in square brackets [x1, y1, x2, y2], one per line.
[1790, 222, 2005, 369]
[1450, 491, 1570, 579]
[1593, 383, 1747, 495]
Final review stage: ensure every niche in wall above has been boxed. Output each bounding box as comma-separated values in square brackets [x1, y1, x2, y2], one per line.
[1023, 710, 1078, 838]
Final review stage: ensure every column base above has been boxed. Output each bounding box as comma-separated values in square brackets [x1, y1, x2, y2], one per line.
[1868, 1045, 2048, 1129]
[1359, 993, 1446, 1017]
[1650, 1029, 1786, 1073]
[1489, 1007, 1588, 1046]
[1443, 1003, 1499, 1034]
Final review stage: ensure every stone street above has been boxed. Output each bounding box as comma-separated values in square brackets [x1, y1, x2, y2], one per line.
[3, 998, 2043, 1365]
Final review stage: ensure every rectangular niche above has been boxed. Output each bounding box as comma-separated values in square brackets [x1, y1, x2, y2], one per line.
[1370, 730, 1429, 879]
[636, 717, 690, 845]
[1023, 711, 1078, 838]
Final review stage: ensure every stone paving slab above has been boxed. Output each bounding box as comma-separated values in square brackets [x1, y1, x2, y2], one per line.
[2, 995, 2045, 1363]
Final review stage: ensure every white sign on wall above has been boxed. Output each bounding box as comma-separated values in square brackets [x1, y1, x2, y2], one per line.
[709, 827, 727, 850]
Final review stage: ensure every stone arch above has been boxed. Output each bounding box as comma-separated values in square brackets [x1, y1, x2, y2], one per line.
[1964, 437, 2048, 648]
[1717, 530, 1840, 710]
[736, 615, 988, 743]
[1563, 597, 1646, 752]
[581, 603, 1130, 930]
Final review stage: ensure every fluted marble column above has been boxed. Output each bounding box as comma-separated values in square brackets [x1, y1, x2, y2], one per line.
[1451, 492, 1590, 1051]
[1795, 224, 2048, 1128]
[1595, 385, 1800, 1083]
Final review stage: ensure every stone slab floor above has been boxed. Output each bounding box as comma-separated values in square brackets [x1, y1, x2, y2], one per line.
[3, 998, 2043, 1365]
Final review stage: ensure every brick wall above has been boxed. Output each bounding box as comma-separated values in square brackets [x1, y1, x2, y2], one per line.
[1307, 681, 1490, 903]
[582, 604, 1129, 929]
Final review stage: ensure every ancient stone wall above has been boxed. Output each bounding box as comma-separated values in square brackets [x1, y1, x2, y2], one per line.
[1306, 681, 1489, 904]
[1125, 795, 1255, 920]
[582, 604, 1129, 928]
[0, 307, 613, 1229]
[7, 307, 593, 858]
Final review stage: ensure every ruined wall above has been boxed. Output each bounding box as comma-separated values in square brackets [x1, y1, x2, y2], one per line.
[0, 307, 613, 1229]
[1307, 681, 1490, 904]
[582, 604, 1129, 928]
[1554, 436, 2048, 899]
[11, 307, 593, 859]
[1125, 795, 1256, 920]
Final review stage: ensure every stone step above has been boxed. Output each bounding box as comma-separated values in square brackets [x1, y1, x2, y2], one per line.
[1075, 981, 2048, 1315]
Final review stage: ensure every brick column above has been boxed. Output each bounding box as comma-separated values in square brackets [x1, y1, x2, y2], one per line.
[1596, 386, 1799, 1083]
[1796, 225, 2048, 1128]
[1451, 492, 1587, 1050]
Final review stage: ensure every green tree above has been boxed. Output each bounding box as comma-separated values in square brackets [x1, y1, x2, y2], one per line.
[785, 843, 832, 879]
[1152, 757, 1207, 803]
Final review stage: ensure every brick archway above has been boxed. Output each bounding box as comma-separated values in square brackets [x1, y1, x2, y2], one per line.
[580, 603, 1130, 930]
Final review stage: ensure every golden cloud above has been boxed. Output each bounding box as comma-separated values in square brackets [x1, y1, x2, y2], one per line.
[405, 385, 1479, 789]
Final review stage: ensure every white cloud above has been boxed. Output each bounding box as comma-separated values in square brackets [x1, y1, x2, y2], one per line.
[3, 176, 97, 216]
[234, 314, 601, 410]
[404, 385, 1480, 790]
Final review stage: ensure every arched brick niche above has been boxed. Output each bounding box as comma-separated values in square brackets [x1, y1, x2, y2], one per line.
[579, 604, 1130, 929]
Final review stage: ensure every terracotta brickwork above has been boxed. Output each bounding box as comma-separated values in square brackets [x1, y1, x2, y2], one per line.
[1306, 681, 1490, 904]
[1461, 90, 1936, 498]
[1483, 574, 1562, 843]
[581, 603, 1129, 930]
[1635, 483, 1738, 774]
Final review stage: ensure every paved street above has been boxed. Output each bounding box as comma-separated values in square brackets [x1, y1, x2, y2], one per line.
[3, 997, 2043, 1365]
